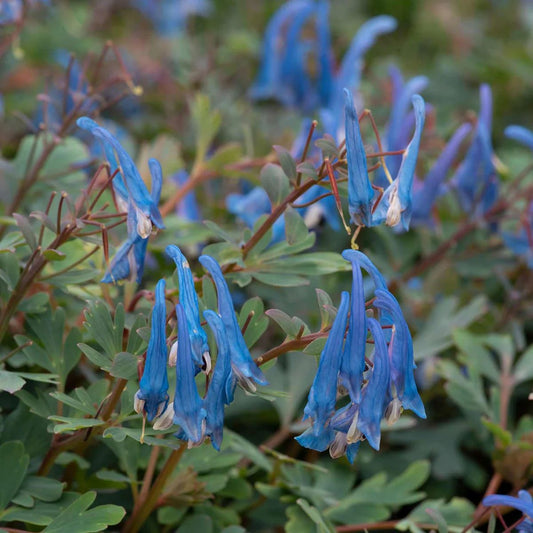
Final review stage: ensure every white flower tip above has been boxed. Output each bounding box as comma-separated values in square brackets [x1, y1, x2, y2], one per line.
[329, 432, 348, 459]
[202, 351, 211, 374]
[133, 391, 145, 414]
[136, 208, 153, 238]
[153, 404, 175, 430]
[168, 341, 178, 367]
[385, 398, 403, 426]
[386, 188, 402, 227]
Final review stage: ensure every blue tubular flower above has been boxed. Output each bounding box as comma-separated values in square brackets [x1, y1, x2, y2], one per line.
[372, 94, 426, 231]
[249, 0, 314, 104]
[315, 0, 333, 108]
[452, 84, 496, 214]
[173, 170, 201, 222]
[411, 123, 473, 227]
[173, 303, 206, 445]
[101, 158, 163, 284]
[199, 255, 267, 394]
[165, 245, 209, 370]
[483, 491, 533, 533]
[331, 16, 397, 115]
[505, 125, 533, 149]
[344, 88, 374, 226]
[502, 202, 533, 268]
[374, 289, 426, 419]
[77, 117, 164, 237]
[203, 310, 233, 450]
[134, 279, 169, 421]
[357, 318, 390, 450]
[226, 186, 286, 243]
[339, 251, 367, 403]
[279, 2, 317, 109]
[296, 291, 350, 451]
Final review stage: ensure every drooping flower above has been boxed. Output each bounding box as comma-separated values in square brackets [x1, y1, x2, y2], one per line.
[296, 291, 350, 452]
[166, 245, 210, 370]
[356, 317, 391, 450]
[77, 116, 164, 237]
[202, 309, 233, 450]
[344, 88, 374, 226]
[0, 0, 22, 25]
[483, 490, 533, 533]
[374, 289, 426, 419]
[199, 255, 267, 395]
[101, 158, 163, 284]
[372, 94, 426, 231]
[100, 159, 163, 284]
[411, 122, 473, 227]
[339, 252, 367, 403]
[173, 303, 206, 445]
[452, 84, 497, 215]
[134, 279, 169, 421]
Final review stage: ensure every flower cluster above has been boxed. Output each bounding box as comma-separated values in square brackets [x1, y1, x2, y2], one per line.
[77, 117, 164, 284]
[134, 245, 267, 449]
[296, 249, 426, 462]
[250, 0, 396, 118]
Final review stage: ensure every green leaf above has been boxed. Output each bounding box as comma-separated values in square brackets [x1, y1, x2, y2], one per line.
[48, 416, 104, 434]
[274, 145, 297, 181]
[481, 418, 512, 447]
[266, 309, 301, 338]
[260, 163, 290, 206]
[43, 249, 67, 261]
[78, 343, 112, 370]
[41, 491, 125, 532]
[0, 441, 30, 512]
[413, 296, 488, 361]
[177, 514, 213, 533]
[296, 499, 335, 533]
[238, 297, 269, 348]
[83, 302, 125, 359]
[205, 143, 243, 172]
[0, 370, 26, 394]
[425, 508, 449, 533]
[397, 498, 475, 531]
[224, 430, 272, 472]
[191, 94, 221, 165]
[514, 344, 533, 384]
[110, 352, 138, 380]
[284, 206, 308, 245]
[253, 271, 309, 287]
[316, 288, 335, 329]
[315, 135, 339, 160]
[13, 213, 37, 250]
[286, 504, 316, 533]
[14, 476, 64, 504]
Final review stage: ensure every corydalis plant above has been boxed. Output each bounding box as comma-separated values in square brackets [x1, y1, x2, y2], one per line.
[296, 249, 426, 462]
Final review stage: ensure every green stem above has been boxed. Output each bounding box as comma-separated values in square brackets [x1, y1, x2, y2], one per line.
[122, 444, 187, 533]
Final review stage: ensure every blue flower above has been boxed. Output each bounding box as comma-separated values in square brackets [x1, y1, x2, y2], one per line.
[249, 0, 315, 109]
[356, 317, 391, 450]
[296, 291, 350, 452]
[77, 116, 164, 237]
[172, 169, 201, 222]
[134, 279, 169, 421]
[505, 125, 533, 150]
[199, 255, 267, 395]
[483, 491, 533, 533]
[330, 16, 397, 121]
[202, 310, 233, 451]
[173, 303, 207, 445]
[452, 84, 496, 215]
[374, 289, 426, 419]
[502, 202, 533, 268]
[226, 186, 286, 243]
[101, 158, 163, 284]
[166, 245, 210, 370]
[132, 0, 211, 36]
[344, 88, 374, 226]
[372, 94, 426, 231]
[339, 251, 367, 403]
[411, 122, 473, 227]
